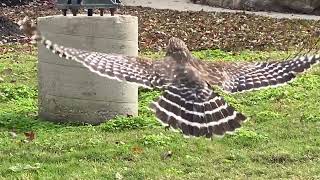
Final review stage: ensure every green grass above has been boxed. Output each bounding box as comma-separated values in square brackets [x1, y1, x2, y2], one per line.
[1, 45, 320, 179]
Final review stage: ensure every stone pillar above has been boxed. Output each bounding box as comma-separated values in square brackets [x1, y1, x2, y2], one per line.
[37, 15, 138, 124]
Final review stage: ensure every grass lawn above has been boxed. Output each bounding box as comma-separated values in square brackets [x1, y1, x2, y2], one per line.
[0, 45, 320, 179]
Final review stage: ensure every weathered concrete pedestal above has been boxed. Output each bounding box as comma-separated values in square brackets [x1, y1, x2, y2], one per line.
[37, 15, 138, 124]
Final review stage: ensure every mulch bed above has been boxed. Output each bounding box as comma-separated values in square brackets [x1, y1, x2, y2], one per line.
[1, 1, 320, 52]
[0, 0, 53, 7]
[0, 0, 31, 7]
[0, 16, 27, 45]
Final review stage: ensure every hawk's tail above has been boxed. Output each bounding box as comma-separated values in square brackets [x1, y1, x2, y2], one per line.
[149, 84, 246, 138]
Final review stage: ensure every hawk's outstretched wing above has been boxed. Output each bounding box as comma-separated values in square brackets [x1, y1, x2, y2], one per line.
[18, 17, 175, 89]
[149, 67, 246, 137]
[201, 55, 320, 93]
[43, 44, 175, 89]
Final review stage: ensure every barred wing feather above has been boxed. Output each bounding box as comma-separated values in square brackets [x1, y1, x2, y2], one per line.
[202, 55, 320, 93]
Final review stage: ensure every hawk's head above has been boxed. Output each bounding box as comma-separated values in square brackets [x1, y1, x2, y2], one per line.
[166, 37, 192, 62]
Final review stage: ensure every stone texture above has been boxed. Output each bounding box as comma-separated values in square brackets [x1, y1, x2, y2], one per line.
[195, 0, 320, 14]
[37, 15, 139, 124]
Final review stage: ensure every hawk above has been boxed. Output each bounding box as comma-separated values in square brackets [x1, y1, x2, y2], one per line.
[19, 17, 320, 138]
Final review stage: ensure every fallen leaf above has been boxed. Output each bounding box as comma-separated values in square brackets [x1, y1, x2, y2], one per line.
[131, 146, 144, 154]
[24, 131, 35, 142]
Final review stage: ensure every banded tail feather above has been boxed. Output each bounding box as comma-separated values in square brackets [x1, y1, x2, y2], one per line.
[149, 82, 246, 138]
